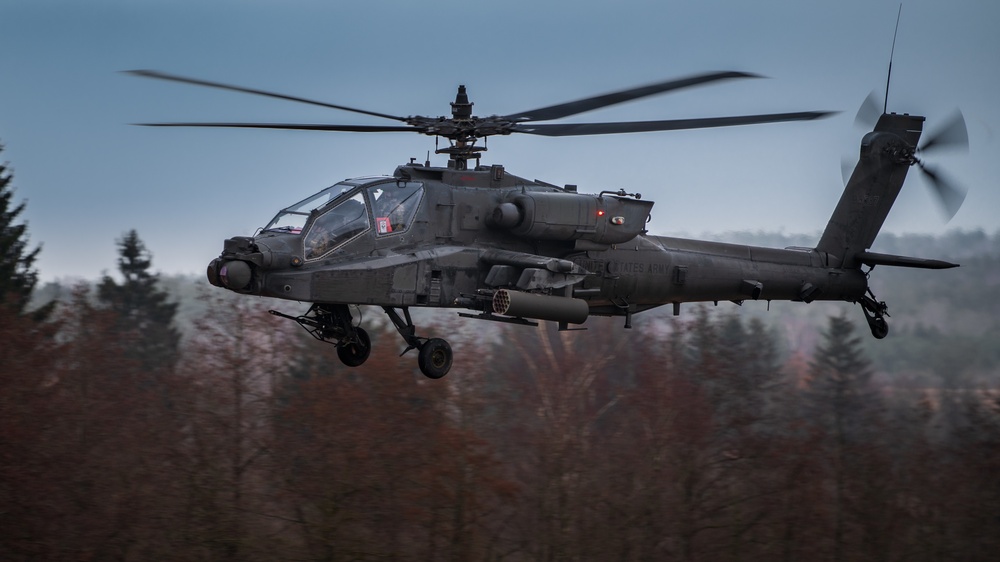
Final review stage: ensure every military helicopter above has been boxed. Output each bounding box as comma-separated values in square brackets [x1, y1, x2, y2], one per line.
[129, 69, 967, 379]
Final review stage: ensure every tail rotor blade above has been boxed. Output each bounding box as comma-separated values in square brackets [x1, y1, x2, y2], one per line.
[855, 91, 882, 129]
[841, 157, 856, 186]
[916, 160, 967, 221]
[919, 110, 968, 154]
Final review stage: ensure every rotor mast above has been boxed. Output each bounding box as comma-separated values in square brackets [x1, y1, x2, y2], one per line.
[435, 85, 487, 170]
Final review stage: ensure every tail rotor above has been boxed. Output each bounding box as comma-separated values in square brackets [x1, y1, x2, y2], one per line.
[844, 93, 969, 221]
[913, 110, 969, 220]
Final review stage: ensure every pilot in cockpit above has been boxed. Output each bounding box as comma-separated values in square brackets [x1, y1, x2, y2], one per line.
[305, 198, 366, 259]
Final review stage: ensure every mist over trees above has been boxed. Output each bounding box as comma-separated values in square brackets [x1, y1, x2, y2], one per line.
[2, 158, 999, 559]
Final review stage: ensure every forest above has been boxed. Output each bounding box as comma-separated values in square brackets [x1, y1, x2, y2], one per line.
[3, 158, 1000, 561]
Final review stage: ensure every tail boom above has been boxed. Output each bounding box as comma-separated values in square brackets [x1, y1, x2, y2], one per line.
[816, 113, 925, 268]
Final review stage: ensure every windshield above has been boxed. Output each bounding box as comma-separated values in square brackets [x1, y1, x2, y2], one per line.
[368, 181, 423, 235]
[303, 193, 369, 259]
[263, 181, 356, 233]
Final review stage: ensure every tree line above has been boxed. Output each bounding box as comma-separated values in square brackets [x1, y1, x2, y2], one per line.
[3, 144, 1000, 561]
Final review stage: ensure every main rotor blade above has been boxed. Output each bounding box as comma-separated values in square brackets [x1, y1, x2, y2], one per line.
[134, 122, 420, 133]
[502, 71, 761, 123]
[919, 110, 968, 154]
[125, 70, 406, 122]
[917, 161, 966, 221]
[510, 111, 835, 137]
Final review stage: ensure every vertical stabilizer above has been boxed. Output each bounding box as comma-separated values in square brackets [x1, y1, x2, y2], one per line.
[816, 113, 923, 268]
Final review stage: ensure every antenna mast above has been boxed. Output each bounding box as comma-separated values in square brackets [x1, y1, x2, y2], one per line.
[884, 4, 903, 113]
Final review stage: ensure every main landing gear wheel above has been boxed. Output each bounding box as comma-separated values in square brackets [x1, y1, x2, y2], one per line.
[337, 327, 371, 367]
[383, 306, 455, 379]
[418, 338, 453, 379]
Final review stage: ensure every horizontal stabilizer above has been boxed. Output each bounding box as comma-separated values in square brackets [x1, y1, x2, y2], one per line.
[857, 251, 958, 270]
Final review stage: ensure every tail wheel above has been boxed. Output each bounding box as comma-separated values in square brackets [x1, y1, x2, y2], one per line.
[418, 338, 453, 379]
[870, 317, 889, 339]
[337, 328, 372, 367]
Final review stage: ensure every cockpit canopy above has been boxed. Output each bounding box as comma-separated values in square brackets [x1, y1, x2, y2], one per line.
[262, 178, 424, 260]
[263, 181, 356, 234]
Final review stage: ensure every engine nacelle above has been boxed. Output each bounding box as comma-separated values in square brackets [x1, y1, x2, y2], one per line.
[489, 191, 653, 245]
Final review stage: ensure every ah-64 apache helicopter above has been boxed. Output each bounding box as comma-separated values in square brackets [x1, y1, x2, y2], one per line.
[129, 69, 967, 379]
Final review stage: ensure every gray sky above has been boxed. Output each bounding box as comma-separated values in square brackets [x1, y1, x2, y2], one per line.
[2, 0, 998, 281]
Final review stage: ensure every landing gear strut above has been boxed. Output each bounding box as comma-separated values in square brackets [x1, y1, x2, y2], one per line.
[270, 304, 454, 378]
[269, 304, 372, 367]
[859, 288, 890, 339]
[383, 307, 453, 379]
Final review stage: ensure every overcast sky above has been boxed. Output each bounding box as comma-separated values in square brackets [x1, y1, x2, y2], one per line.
[2, 0, 997, 281]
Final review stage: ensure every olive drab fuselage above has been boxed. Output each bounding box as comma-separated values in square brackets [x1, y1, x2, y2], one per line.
[131, 69, 960, 379]
[208, 111, 959, 379]
[208, 163, 869, 321]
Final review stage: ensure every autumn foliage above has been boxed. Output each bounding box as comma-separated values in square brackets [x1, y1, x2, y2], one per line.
[3, 292, 1000, 561]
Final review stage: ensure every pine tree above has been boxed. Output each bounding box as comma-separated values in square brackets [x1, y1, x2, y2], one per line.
[97, 230, 180, 373]
[803, 313, 884, 562]
[805, 313, 879, 439]
[0, 143, 45, 317]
